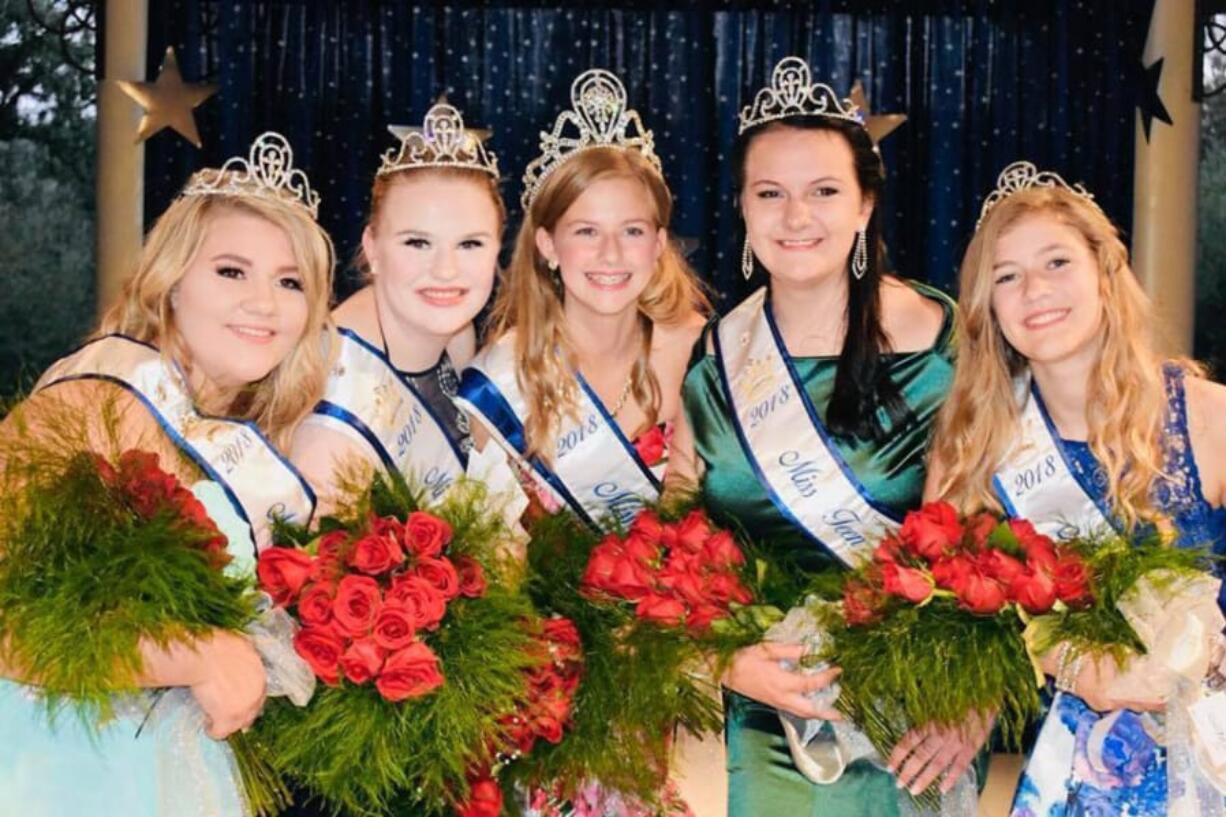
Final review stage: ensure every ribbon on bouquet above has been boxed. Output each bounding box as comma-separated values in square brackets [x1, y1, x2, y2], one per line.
[1108, 571, 1226, 817]
[765, 602, 979, 817]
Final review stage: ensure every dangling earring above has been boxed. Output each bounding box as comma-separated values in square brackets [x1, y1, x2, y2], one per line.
[741, 239, 754, 281]
[851, 229, 868, 280]
[547, 258, 561, 288]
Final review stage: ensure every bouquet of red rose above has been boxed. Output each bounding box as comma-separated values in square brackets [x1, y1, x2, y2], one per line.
[506, 504, 758, 807]
[248, 473, 555, 816]
[0, 434, 301, 811]
[812, 502, 1052, 788]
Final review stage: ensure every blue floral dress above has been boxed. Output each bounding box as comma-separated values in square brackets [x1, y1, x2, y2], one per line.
[1010, 366, 1226, 817]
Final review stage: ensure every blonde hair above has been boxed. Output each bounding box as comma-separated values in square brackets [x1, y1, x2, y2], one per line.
[99, 182, 336, 449]
[488, 146, 710, 461]
[355, 165, 507, 279]
[932, 186, 1192, 528]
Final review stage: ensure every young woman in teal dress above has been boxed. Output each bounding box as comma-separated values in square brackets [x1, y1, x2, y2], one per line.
[457, 68, 708, 534]
[667, 57, 987, 815]
[290, 102, 503, 510]
[0, 133, 335, 816]
[927, 163, 1226, 817]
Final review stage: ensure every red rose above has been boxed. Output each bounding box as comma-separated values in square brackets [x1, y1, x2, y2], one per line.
[965, 513, 1000, 548]
[311, 530, 350, 583]
[686, 603, 727, 632]
[376, 641, 444, 701]
[1052, 551, 1093, 607]
[387, 575, 448, 631]
[294, 626, 346, 685]
[880, 562, 935, 604]
[899, 501, 963, 561]
[93, 453, 119, 486]
[632, 424, 668, 467]
[671, 509, 713, 553]
[542, 617, 582, 663]
[623, 531, 662, 567]
[659, 563, 707, 606]
[977, 549, 1026, 584]
[1009, 568, 1058, 614]
[403, 511, 452, 558]
[843, 577, 886, 626]
[372, 600, 418, 650]
[629, 509, 666, 544]
[370, 515, 406, 548]
[258, 546, 316, 606]
[635, 593, 687, 626]
[704, 572, 750, 605]
[454, 556, 488, 599]
[340, 636, 386, 685]
[1009, 519, 1059, 571]
[413, 556, 461, 601]
[457, 777, 504, 817]
[580, 537, 624, 593]
[702, 530, 745, 569]
[297, 583, 335, 627]
[115, 450, 180, 517]
[604, 557, 655, 601]
[347, 531, 404, 575]
[872, 534, 905, 565]
[532, 713, 565, 744]
[931, 554, 975, 591]
[954, 572, 1008, 615]
[332, 574, 383, 637]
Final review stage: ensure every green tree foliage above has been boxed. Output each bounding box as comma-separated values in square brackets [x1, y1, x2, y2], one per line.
[0, 0, 96, 396]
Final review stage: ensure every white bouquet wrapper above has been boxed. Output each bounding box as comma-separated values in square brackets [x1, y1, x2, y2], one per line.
[766, 600, 978, 817]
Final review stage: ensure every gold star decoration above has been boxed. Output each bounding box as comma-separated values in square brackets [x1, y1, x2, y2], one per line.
[387, 94, 492, 147]
[116, 47, 217, 148]
[849, 80, 907, 146]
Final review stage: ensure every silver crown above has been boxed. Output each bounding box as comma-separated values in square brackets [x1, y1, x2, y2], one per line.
[738, 57, 865, 134]
[521, 69, 662, 209]
[976, 161, 1097, 229]
[181, 131, 321, 218]
[379, 103, 500, 179]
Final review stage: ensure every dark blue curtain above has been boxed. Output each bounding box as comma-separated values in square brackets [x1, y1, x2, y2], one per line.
[146, 1, 1156, 307]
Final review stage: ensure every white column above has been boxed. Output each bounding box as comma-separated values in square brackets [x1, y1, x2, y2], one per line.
[95, 0, 149, 316]
[1132, 0, 1200, 356]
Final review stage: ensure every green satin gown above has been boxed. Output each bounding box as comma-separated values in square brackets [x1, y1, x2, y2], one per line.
[683, 282, 956, 817]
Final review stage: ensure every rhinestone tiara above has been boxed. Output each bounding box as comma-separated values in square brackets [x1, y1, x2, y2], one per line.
[976, 161, 1098, 229]
[181, 131, 321, 218]
[521, 68, 662, 209]
[738, 56, 865, 135]
[378, 103, 500, 180]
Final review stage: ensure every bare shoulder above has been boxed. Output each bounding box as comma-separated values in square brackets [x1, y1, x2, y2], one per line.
[332, 286, 376, 334]
[879, 277, 947, 353]
[1185, 374, 1226, 445]
[653, 308, 707, 358]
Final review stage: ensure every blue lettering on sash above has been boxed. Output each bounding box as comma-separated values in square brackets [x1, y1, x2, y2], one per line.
[393, 403, 425, 459]
[557, 414, 600, 459]
[822, 508, 867, 548]
[594, 480, 642, 526]
[778, 450, 820, 498]
[219, 429, 256, 475]
[748, 383, 792, 429]
[1011, 454, 1058, 499]
[423, 466, 453, 500]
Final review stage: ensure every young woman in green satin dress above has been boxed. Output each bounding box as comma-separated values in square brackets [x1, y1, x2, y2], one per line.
[667, 57, 987, 816]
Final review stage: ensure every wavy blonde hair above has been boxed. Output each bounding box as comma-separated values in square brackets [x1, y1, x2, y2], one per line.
[100, 182, 336, 449]
[487, 146, 710, 461]
[932, 186, 1187, 528]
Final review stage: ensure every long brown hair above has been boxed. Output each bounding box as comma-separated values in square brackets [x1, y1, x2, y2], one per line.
[931, 186, 1188, 527]
[487, 146, 709, 461]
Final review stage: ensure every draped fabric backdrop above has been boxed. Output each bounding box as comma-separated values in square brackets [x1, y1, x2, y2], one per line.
[144, 0, 1156, 307]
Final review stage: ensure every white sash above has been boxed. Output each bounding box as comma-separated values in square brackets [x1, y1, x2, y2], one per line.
[992, 378, 1116, 540]
[303, 329, 467, 502]
[36, 335, 316, 553]
[456, 332, 661, 531]
[714, 288, 900, 566]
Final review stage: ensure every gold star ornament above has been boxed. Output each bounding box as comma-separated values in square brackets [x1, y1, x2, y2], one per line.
[117, 47, 217, 147]
[850, 80, 907, 146]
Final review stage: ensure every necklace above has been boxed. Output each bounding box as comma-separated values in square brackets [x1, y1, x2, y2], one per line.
[609, 372, 635, 417]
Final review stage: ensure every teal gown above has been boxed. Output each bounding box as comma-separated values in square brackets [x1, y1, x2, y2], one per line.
[683, 282, 956, 817]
